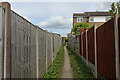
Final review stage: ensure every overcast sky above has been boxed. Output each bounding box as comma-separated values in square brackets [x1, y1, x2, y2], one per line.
[2, 1, 118, 36]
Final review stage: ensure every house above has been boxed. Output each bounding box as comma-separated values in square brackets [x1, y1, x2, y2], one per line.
[73, 11, 111, 27]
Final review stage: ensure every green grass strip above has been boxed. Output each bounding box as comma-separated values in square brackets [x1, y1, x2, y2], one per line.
[67, 46, 95, 78]
[43, 45, 64, 78]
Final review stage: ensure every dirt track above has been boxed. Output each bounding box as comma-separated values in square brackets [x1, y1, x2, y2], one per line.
[61, 46, 73, 78]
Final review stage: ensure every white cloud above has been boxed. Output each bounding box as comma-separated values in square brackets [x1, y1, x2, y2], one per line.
[10, 2, 113, 21]
[8, 2, 115, 36]
[38, 16, 72, 29]
[90, 2, 112, 11]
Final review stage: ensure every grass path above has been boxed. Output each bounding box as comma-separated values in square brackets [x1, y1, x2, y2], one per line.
[67, 46, 95, 78]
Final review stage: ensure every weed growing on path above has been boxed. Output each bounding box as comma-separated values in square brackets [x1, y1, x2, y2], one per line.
[67, 46, 95, 78]
[44, 45, 64, 78]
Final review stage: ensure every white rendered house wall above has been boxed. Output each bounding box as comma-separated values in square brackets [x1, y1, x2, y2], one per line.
[89, 16, 110, 22]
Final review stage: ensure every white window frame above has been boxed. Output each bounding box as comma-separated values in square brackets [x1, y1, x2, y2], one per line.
[77, 17, 83, 22]
[89, 17, 94, 22]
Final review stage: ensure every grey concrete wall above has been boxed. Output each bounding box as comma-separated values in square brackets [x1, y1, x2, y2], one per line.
[68, 34, 80, 55]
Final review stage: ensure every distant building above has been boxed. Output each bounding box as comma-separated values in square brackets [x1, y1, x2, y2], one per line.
[73, 11, 111, 27]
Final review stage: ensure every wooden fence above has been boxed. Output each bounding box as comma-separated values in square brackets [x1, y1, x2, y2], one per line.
[68, 15, 120, 79]
[0, 2, 62, 79]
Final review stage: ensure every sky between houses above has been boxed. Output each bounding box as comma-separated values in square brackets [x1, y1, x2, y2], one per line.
[0, 0, 119, 36]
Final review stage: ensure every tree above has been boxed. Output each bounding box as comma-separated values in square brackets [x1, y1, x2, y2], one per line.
[71, 23, 93, 35]
[109, 2, 120, 18]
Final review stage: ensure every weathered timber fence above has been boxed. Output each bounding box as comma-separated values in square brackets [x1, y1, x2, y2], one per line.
[0, 2, 62, 79]
[68, 15, 120, 79]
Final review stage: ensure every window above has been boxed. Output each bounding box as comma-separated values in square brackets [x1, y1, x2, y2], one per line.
[77, 18, 83, 22]
[89, 17, 94, 22]
[105, 17, 110, 22]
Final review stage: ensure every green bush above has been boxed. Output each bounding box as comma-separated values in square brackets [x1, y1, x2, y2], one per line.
[43, 45, 64, 78]
[72, 23, 93, 35]
[109, 2, 120, 18]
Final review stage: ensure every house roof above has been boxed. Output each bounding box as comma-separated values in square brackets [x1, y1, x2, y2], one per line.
[73, 11, 111, 17]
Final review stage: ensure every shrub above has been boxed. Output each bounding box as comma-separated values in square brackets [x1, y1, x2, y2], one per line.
[72, 23, 93, 35]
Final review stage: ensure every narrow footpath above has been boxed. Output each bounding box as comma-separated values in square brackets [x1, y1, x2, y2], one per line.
[61, 46, 73, 78]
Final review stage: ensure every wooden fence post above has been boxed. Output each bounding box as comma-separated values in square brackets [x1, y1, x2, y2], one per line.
[0, 2, 11, 78]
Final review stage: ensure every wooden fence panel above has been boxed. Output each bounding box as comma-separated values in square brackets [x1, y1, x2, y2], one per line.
[79, 35, 82, 56]
[77, 36, 80, 55]
[118, 17, 120, 78]
[96, 18, 116, 78]
[87, 27, 95, 64]
[67, 15, 120, 79]
[83, 32, 86, 59]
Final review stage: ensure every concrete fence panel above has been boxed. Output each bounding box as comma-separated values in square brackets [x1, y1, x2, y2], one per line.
[11, 11, 37, 78]
[0, 2, 63, 78]
[46, 32, 53, 69]
[52, 34, 62, 59]
[37, 28, 46, 77]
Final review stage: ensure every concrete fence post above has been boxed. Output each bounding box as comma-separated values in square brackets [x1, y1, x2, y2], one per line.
[86, 30, 88, 65]
[94, 25, 97, 78]
[114, 15, 120, 80]
[36, 26, 39, 78]
[0, 6, 4, 80]
[0, 2, 11, 78]
[51, 34, 53, 62]
[45, 32, 47, 73]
